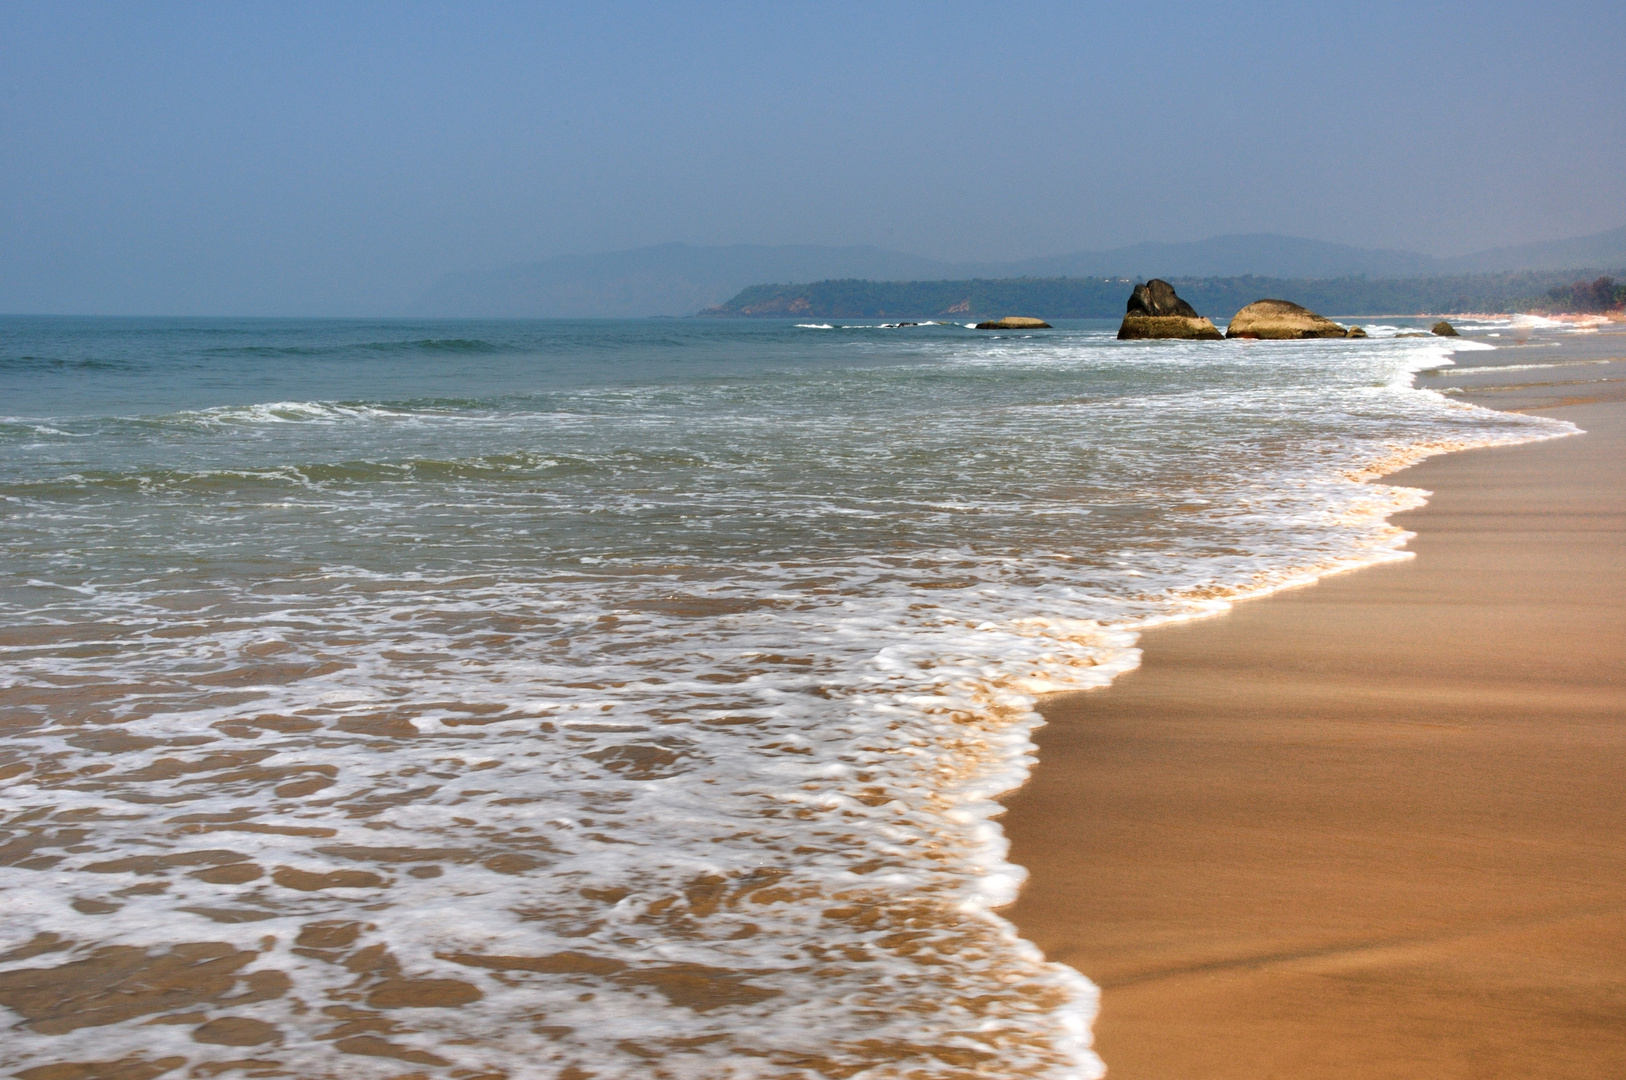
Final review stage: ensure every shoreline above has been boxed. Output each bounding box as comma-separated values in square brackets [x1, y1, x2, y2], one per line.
[1000, 336, 1626, 1077]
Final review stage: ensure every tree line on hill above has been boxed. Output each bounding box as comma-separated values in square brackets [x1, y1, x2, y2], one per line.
[699, 269, 1626, 321]
[1546, 276, 1624, 313]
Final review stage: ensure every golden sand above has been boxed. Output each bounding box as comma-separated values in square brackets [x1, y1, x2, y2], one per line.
[1002, 367, 1626, 1078]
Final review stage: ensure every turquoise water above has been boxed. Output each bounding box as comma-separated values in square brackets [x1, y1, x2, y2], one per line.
[0, 317, 1568, 1078]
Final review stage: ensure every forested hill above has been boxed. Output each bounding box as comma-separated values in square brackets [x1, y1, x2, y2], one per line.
[699, 269, 1624, 321]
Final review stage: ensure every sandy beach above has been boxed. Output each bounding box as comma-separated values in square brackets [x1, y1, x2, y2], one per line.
[1003, 336, 1626, 1078]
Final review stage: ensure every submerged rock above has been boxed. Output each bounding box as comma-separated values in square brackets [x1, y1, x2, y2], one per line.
[1431, 320, 1460, 336]
[1116, 279, 1222, 340]
[1225, 299, 1362, 339]
[975, 316, 1052, 329]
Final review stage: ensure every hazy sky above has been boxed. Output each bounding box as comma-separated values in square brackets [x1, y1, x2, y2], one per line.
[3, 1, 1622, 314]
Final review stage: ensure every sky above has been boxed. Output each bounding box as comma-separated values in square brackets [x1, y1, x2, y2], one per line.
[2, 1, 1623, 315]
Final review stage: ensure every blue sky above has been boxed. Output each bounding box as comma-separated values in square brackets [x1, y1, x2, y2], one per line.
[2, 0, 1622, 314]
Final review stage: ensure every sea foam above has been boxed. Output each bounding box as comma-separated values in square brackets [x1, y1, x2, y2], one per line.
[0, 319, 1575, 1078]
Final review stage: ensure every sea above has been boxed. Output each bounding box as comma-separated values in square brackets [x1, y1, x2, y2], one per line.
[0, 315, 1579, 1079]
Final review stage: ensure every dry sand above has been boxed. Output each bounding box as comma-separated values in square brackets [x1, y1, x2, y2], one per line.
[1002, 347, 1626, 1079]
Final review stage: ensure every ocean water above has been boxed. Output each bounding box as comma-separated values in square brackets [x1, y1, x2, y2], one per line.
[0, 316, 1574, 1079]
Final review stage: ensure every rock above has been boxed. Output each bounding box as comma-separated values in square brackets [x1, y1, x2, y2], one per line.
[975, 316, 1052, 330]
[1396, 332, 1428, 338]
[1116, 279, 1223, 340]
[1431, 320, 1459, 336]
[1118, 314, 1223, 340]
[1225, 299, 1362, 339]
[1346, 325, 1368, 338]
[1127, 278, 1200, 318]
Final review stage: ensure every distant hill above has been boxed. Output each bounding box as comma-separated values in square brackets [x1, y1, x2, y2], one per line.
[411, 227, 1626, 317]
[699, 270, 1625, 321]
[1020, 225, 1626, 279]
[412, 243, 958, 318]
[1442, 225, 1626, 273]
[995, 234, 1442, 280]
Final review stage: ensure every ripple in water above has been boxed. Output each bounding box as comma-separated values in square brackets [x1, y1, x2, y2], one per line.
[0, 318, 1571, 1078]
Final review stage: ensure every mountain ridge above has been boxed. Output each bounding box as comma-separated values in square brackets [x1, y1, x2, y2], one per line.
[698, 270, 1624, 322]
[411, 226, 1626, 318]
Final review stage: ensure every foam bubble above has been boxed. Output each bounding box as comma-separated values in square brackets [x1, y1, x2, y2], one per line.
[0, 323, 1575, 1078]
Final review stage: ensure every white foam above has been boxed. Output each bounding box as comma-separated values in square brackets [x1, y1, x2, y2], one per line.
[1434, 359, 1613, 375]
[173, 400, 421, 425]
[0, 328, 1576, 1078]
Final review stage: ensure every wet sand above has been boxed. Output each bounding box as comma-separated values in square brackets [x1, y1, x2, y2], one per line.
[1003, 349, 1626, 1078]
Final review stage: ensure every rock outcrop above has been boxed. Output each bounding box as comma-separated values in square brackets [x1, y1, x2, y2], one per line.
[1431, 320, 1459, 336]
[1225, 299, 1362, 339]
[1116, 280, 1222, 340]
[975, 316, 1052, 330]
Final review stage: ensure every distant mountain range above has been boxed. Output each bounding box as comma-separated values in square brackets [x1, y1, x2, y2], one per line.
[412, 226, 1626, 318]
[700, 270, 1615, 322]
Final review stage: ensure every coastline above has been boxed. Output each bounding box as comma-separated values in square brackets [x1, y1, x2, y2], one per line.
[1001, 337, 1626, 1077]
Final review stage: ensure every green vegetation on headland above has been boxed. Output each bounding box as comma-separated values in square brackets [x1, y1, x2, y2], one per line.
[699, 269, 1626, 320]
[1545, 276, 1625, 313]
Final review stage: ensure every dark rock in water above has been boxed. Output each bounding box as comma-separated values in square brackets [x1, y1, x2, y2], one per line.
[1346, 325, 1369, 338]
[1431, 320, 1460, 336]
[1116, 279, 1222, 340]
[1396, 332, 1428, 338]
[1126, 279, 1200, 319]
[975, 316, 1052, 329]
[1225, 299, 1361, 339]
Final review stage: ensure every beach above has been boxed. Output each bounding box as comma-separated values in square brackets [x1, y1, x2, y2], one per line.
[1002, 333, 1626, 1077]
